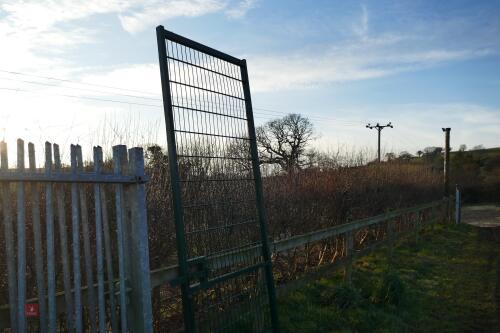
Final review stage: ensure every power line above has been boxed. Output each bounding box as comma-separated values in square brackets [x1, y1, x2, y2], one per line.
[0, 69, 367, 125]
[0, 69, 159, 97]
[0, 87, 161, 108]
[0, 75, 163, 102]
[0, 84, 366, 127]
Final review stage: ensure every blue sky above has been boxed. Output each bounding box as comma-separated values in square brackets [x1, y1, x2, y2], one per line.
[0, 0, 499, 160]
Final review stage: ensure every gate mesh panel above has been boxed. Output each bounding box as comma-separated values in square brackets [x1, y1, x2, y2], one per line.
[158, 30, 274, 332]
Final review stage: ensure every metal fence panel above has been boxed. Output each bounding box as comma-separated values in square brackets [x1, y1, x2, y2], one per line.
[0, 140, 152, 332]
[156, 25, 279, 332]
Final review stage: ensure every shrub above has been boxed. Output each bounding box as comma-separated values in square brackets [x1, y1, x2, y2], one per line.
[373, 270, 406, 306]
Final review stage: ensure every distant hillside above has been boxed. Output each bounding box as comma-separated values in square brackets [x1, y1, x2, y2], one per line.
[398, 146, 500, 202]
[450, 147, 500, 202]
[451, 147, 500, 159]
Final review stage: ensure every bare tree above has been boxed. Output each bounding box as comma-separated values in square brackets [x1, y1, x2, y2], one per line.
[256, 113, 314, 173]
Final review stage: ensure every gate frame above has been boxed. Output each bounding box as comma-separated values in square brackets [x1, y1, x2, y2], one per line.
[156, 25, 280, 333]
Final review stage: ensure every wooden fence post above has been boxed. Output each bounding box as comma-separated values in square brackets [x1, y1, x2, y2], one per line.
[345, 231, 354, 284]
[126, 148, 153, 332]
[387, 219, 395, 263]
[415, 212, 422, 244]
[455, 185, 461, 224]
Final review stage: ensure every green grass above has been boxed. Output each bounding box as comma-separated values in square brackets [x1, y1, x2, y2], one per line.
[278, 224, 500, 332]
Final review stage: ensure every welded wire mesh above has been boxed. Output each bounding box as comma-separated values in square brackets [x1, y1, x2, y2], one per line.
[158, 30, 274, 332]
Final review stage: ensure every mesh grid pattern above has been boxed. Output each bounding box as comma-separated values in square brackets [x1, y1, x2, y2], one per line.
[159, 31, 273, 332]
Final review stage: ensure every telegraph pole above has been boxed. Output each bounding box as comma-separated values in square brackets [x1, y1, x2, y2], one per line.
[442, 127, 451, 197]
[366, 122, 393, 162]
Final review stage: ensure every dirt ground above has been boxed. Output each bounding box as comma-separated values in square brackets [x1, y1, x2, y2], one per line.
[462, 203, 500, 229]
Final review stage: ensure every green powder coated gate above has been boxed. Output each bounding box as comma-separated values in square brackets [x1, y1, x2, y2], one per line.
[156, 26, 279, 333]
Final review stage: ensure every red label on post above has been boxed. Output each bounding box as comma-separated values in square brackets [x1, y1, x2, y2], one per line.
[25, 303, 39, 317]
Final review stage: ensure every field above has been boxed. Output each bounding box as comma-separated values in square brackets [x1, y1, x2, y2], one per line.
[279, 223, 500, 332]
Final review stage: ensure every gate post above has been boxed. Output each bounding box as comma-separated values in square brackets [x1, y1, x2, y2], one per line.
[126, 148, 153, 332]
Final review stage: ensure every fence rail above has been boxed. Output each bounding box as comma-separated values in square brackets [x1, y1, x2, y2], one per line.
[149, 198, 451, 291]
[0, 139, 152, 332]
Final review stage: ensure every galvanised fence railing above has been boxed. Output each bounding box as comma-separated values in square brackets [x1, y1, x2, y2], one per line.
[0, 140, 152, 332]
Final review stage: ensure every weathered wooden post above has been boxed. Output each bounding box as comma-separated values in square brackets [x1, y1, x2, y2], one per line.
[442, 128, 451, 222]
[442, 128, 451, 197]
[455, 185, 461, 224]
[345, 231, 354, 283]
[388, 218, 397, 263]
[415, 212, 422, 244]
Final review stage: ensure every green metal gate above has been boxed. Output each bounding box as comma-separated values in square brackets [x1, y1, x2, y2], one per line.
[156, 26, 279, 332]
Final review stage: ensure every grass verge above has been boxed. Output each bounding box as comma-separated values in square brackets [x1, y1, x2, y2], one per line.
[278, 224, 500, 332]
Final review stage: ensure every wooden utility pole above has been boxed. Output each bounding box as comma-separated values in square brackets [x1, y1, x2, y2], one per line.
[366, 122, 393, 162]
[442, 128, 451, 196]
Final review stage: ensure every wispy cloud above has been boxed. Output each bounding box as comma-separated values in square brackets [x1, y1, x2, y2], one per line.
[352, 4, 369, 39]
[225, 0, 258, 19]
[247, 38, 494, 92]
[119, 0, 227, 34]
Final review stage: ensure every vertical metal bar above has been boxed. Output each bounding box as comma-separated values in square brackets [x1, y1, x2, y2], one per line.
[126, 147, 153, 333]
[240, 59, 280, 333]
[93, 146, 106, 333]
[112, 145, 128, 333]
[53, 143, 74, 331]
[70, 145, 83, 333]
[16, 139, 27, 332]
[455, 185, 461, 224]
[28, 143, 48, 333]
[156, 25, 196, 333]
[101, 182, 118, 333]
[45, 142, 56, 333]
[76, 145, 97, 333]
[0, 141, 18, 332]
